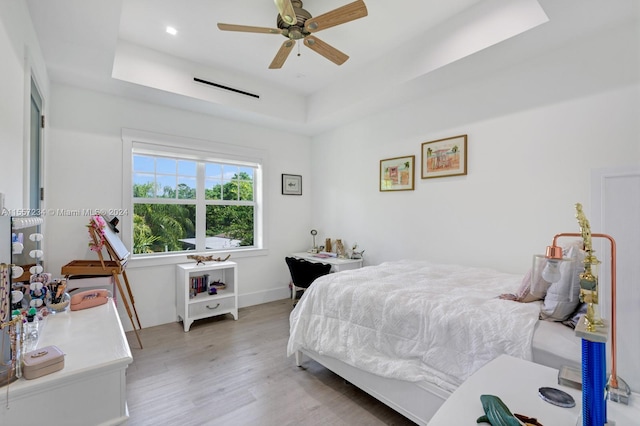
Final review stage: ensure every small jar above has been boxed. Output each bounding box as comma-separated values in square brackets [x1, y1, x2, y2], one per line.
[45, 292, 71, 313]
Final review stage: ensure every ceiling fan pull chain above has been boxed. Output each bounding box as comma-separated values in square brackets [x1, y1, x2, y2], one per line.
[297, 40, 301, 57]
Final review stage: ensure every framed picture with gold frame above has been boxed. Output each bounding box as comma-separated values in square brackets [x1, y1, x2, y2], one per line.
[421, 135, 467, 179]
[380, 155, 415, 191]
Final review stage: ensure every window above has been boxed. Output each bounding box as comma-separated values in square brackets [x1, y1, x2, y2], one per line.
[131, 150, 259, 255]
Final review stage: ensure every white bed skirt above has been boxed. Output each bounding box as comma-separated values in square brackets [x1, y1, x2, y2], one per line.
[296, 348, 450, 425]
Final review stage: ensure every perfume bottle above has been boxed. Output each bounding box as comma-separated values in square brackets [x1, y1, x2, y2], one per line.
[25, 307, 39, 342]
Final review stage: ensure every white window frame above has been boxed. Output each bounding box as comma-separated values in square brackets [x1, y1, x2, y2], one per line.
[122, 129, 268, 266]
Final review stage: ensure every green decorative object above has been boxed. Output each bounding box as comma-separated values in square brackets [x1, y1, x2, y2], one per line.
[476, 394, 521, 426]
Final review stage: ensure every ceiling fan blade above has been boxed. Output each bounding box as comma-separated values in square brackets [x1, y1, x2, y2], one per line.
[269, 40, 296, 69]
[274, 0, 297, 25]
[304, 0, 368, 33]
[217, 23, 283, 35]
[303, 36, 348, 65]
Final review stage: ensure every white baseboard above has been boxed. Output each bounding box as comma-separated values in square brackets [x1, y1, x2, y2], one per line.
[239, 286, 290, 308]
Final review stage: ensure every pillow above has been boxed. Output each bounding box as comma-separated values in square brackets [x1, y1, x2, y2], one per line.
[539, 245, 586, 321]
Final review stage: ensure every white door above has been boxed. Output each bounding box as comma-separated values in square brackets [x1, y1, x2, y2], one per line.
[591, 165, 640, 393]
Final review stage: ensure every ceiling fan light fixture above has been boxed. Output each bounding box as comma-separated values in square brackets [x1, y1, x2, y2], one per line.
[276, 3, 311, 31]
[288, 29, 304, 40]
[283, 15, 295, 25]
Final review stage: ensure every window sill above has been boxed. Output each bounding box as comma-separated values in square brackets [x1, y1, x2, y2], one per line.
[127, 248, 269, 269]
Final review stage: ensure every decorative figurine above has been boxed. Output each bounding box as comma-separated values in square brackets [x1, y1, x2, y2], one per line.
[187, 254, 231, 265]
[325, 238, 332, 253]
[351, 243, 365, 259]
[477, 394, 535, 426]
[336, 239, 346, 258]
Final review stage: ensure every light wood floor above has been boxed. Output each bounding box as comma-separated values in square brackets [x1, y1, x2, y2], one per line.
[125, 299, 416, 426]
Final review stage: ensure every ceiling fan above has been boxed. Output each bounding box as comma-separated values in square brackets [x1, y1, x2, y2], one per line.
[217, 0, 368, 69]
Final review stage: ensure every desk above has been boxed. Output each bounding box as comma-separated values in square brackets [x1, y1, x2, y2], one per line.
[429, 355, 639, 426]
[1, 300, 133, 426]
[292, 252, 363, 272]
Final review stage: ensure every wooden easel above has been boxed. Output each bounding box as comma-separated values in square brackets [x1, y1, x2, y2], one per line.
[62, 227, 143, 348]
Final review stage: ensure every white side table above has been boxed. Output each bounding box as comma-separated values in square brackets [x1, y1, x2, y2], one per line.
[429, 354, 639, 426]
[291, 252, 363, 272]
[176, 261, 238, 332]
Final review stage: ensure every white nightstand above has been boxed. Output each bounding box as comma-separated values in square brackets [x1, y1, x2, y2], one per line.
[429, 355, 639, 426]
[176, 261, 238, 332]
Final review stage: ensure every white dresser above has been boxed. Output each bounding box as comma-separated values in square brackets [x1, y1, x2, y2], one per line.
[0, 300, 133, 426]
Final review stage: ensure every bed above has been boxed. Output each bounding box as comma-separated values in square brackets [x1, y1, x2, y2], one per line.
[287, 260, 582, 425]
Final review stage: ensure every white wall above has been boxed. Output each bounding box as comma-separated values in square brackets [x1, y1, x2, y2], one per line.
[45, 85, 313, 330]
[0, 0, 48, 210]
[309, 19, 640, 275]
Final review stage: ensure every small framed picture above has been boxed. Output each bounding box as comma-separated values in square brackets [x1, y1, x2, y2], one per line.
[421, 135, 468, 179]
[380, 155, 415, 191]
[282, 174, 302, 195]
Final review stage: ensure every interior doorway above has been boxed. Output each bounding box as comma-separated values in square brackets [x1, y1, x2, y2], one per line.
[30, 78, 43, 210]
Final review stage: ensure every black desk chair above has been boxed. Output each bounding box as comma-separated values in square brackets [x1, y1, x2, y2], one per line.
[285, 257, 331, 305]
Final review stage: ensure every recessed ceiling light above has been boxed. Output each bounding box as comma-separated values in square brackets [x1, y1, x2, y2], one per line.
[166, 26, 177, 36]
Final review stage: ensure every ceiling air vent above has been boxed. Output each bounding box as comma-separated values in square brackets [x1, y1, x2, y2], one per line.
[193, 77, 259, 99]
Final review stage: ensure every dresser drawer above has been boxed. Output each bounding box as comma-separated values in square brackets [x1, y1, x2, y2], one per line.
[188, 296, 235, 317]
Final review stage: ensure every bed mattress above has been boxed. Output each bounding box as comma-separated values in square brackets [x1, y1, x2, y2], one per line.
[532, 318, 582, 371]
[288, 260, 583, 393]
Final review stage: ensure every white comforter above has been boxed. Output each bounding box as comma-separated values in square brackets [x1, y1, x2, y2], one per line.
[287, 260, 540, 392]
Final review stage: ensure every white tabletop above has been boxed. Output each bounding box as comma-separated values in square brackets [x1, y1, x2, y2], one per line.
[6, 299, 132, 398]
[429, 354, 639, 426]
[291, 252, 363, 265]
[291, 252, 364, 273]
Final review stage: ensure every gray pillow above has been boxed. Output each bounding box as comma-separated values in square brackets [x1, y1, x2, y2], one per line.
[562, 303, 588, 329]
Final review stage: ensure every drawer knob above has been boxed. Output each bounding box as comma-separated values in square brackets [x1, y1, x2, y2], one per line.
[206, 303, 221, 310]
